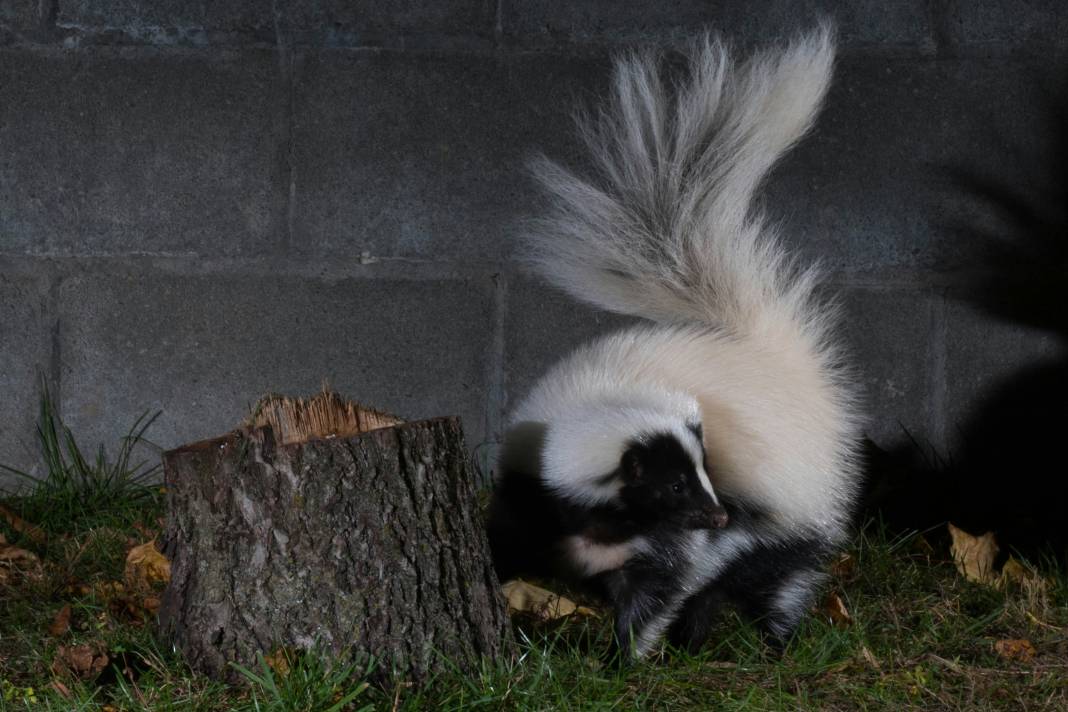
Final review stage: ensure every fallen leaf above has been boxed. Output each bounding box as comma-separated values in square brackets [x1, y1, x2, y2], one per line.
[49, 680, 71, 699]
[829, 552, 856, 578]
[999, 556, 1049, 597]
[910, 534, 935, 556]
[994, 638, 1036, 663]
[0, 540, 41, 584]
[859, 645, 882, 671]
[48, 605, 72, 637]
[948, 523, 998, 584]
[501, 580, 598, 621]
[125, 540, 171, 589]
[51, 642, 109, 681]
[264, 647, 294, 677]
[0, 544, 39, 565]
[819, 592, 852, 627]
[0, 503, 46, 544]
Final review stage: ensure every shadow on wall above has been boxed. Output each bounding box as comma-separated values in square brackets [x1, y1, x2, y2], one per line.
[862, 75, 1068, 560]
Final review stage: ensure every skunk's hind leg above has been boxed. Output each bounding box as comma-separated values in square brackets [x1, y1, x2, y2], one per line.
[597, 561, 687, 661]
[665, 583, 729, 653]
[666, 538, 832, 650]
[721, 539, 832, 643]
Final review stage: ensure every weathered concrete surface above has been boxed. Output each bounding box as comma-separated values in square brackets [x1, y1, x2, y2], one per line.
[291, 52, 606, 262]
[0, 48, 286, 257]
[0, 272, 51, 483]
[500, 1, 935, 51]
[503, 275, 635, 416]
[55, 270, 496, 464]
[52, 1, 497, 48]
[839, 287, 944, 447]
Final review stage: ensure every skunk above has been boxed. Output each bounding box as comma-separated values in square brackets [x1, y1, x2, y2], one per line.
[488, 24, 863, 658]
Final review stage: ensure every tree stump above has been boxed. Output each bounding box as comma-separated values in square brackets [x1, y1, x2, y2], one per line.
[158, 391, 513, 683]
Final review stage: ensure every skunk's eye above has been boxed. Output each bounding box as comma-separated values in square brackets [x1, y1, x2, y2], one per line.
[672, 482, 683, 494]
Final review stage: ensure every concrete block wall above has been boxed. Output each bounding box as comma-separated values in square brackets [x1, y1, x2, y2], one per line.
[2, 2, 1066, 488]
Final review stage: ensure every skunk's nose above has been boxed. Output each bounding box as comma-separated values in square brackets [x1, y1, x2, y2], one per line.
[710, 505, 729, 529]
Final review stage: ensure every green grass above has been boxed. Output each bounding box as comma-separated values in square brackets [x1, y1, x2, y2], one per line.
[2, 398, 1067, 710]
[0, 386, 163, 536]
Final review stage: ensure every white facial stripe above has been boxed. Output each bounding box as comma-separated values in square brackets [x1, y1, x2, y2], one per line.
[695, 467, 719, 503]
[678, 423, 718, 502]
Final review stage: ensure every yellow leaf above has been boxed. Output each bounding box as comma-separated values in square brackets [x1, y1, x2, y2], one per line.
[948, 523, 998, 584]
[501, 580, 598, 621]
[263, 647, 294, 677]
[819, 592, 852, 627]
[48, 605, 72, 637]
[125, 540, 171, 588]
[994, 638, 1036, 662]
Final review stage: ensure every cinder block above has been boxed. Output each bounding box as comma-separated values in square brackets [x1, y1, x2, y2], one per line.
[0, 273, 50, 490]
[57, 269, 496, 460]
[765, 54, 1060, 272]
[291, 52, 609, 262]
[944, 1, 1068, 47]
[282, 1, 496, 48]
[56, 1, 276, 44]
[500, 1, 933, 49]
[503, 274, 636, 416]
[0, 49, 285, 256]
[838, 286, 941, 448]
[54, 1, 496, 47]
[0, 0, 36, 34]
[944, 296, 1063, 444]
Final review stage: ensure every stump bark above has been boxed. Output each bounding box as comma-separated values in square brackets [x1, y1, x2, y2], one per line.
[159, 397, 512, 683]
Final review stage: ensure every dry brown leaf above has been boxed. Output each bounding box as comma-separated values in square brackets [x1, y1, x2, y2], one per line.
[501, 579, 598, 621]
[829, 552, 856, 578]
[50, 680, 72, 699]
[910, 534, 935, 556]
[49, 604, 72, 637]
[142, 596, 161, 615]
[948, 523, 998, 584]
[0, 544, 39, 565]
[264, 647, 294, 677]
[125, 540, 171, 588]
[819, 592, 852, 627]
[994, 638, 1036, 663]
[0, 503, 46, 543]
[0, 540, 41, 585]
[859, 645, 882, 671]
[999, 556, 1048, 595]
[52, 642, 109, 681]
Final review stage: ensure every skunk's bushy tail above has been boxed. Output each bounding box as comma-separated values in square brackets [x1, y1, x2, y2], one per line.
[528, 25, 835, 339]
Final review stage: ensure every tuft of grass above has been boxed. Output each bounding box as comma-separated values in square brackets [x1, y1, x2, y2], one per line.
[0, 386, 163, 537]
[231, 648, 375, 712]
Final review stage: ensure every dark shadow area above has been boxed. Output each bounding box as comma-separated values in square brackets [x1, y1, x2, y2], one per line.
[861, 74, 1068, 561]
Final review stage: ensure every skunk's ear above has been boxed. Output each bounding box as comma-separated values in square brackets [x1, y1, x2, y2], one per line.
[621, 447, 643, 483]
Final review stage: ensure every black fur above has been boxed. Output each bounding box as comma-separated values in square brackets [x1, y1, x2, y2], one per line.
[487, 427, 724, 585]
[488, 425, 742, 661]
[619, 433, 727, 530]
[667, 533, 832, 651]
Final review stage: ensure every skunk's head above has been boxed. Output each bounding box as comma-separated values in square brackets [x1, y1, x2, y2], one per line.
[532, 386, 727, 529]
[619, 426, 729, 530]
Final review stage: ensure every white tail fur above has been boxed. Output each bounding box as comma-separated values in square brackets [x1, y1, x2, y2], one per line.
[527, 25, 835, 338]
